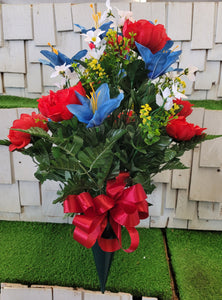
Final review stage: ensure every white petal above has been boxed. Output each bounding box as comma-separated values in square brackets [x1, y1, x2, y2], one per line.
[164, 98, 174, 111]
[156, 94, 164, 107]
[162, 87, 171, 99]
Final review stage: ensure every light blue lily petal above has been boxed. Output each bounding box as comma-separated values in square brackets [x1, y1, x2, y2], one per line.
[95, 83, 110, 108]
[38, 59, 54, 68]
[86, 111, 103, 128]
[97, 92, 124, 119]
[74, 92, 91, 107]
[67, 102, 93, 124]
[87, 93, 123, 128]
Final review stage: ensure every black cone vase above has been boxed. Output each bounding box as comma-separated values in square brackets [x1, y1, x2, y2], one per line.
[92, 241, 114, 293]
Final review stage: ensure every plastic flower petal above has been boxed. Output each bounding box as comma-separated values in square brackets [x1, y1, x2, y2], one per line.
[135, 40, 182, 79]
[82, 29, 105, 47]
[116, 9, 134, 27]
[50, 63, 71, 78]
[67, 83, 124, 128]
[156, 87, 174, 111]
[99, 0, 113, 24]
[186, 66, 198, 81]
[75, 21, 113, 40]
[39, 48, 87, 70]
[88, 45, 106, 60]
[172, 82, 187, 99]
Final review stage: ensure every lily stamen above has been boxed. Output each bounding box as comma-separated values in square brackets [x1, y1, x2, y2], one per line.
[90, 3, 101, 29]
[86, 83, 101, 113]
[171, 45, 179, 53]
[48, 43, 58, 55]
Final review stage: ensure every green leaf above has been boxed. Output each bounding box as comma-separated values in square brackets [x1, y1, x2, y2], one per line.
[78, 145, 113, 169]
[0, 139, 10, 146]
[15, 127, 50, 139]
[52, 147, 61, 159]
[204, 134, 222, 141]
[161, 159, 188, 171]
[164, 149, 177, 162]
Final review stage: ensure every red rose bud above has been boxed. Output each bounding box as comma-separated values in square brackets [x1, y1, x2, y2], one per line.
[8, 112, 48, 151]
[123, 19, 170, 54]
[166, 116, 206, 141]
[173, 98, 194, 117]
[38, 81, 86, 122]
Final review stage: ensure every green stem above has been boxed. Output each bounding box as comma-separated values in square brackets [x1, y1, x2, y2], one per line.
[58, 144, 100, 190]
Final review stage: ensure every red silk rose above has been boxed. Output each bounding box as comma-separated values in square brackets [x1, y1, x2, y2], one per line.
[8, 112, 48, 151]
[174, 98, 194, 117]
[123, 19, 170, 54]
[38, 81, 86, 122]
[166, 116, 206, 141]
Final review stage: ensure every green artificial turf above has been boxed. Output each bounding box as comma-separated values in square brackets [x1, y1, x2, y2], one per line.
[0, 221, 172, 299]
[166, 229, 222, 300]
[0, 95, 38, 108]
[0, 95, 222, 111]
[189, 100, 222, 110]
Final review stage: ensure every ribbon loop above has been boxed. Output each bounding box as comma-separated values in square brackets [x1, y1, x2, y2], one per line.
[64, 172, 149, 252]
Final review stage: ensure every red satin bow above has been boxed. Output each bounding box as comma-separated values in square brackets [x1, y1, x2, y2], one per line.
[63, 172, 149, 252]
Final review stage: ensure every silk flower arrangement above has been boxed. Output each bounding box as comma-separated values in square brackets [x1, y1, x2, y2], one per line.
[0, 1, 216, 293]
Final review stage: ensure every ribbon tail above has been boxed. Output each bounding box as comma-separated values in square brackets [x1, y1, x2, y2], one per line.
[123, 226, 140, 253]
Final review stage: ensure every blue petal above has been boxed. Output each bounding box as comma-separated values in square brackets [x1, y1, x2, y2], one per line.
[40, 50, 59, 67]
[71, 49, 87, 61]
[67, 103, 93, 124]
[75, 92, 91, 107]
[99, 21, 113, 38]
[97, 93, 124, 120]
[38, 59, 54, 68]
[87, 93, 123, 128]
[57, 51, 73, 65]
[96, 83, 110, 108]
[74, 24, 88, 33]
[86, 112, 103, 128]
[135, 41, 182, 79]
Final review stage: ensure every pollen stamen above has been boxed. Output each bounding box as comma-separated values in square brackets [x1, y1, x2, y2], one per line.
[48, 43, 58, 55]
[87, 83, 101, 113]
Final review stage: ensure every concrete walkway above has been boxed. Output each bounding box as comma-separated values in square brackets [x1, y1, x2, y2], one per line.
[0, 283, 157, 300]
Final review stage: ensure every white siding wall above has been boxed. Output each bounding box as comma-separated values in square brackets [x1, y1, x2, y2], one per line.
[0, 2, 222, 99]
[0, 2, 222, 229]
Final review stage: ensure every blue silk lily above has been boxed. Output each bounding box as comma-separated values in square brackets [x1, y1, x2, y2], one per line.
[67, 83, 124, 128]
[74, 21, 113, 40]
[135, 40, 182, 79]
[39, 49, 87, 70]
